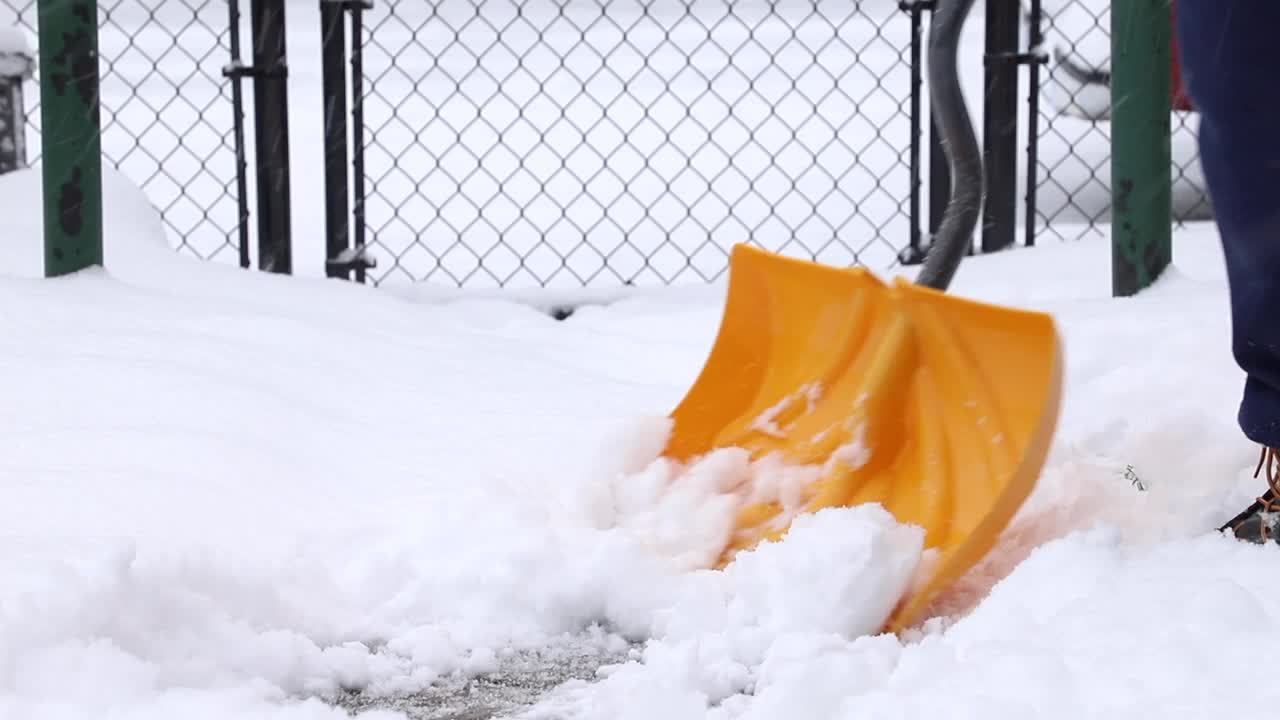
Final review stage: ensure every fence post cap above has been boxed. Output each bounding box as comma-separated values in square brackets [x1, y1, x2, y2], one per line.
[0, 26, 34, 80]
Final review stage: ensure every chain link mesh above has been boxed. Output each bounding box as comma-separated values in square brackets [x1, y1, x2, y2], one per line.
[361, 0, 1212, 289]
[1032, 0, 1210, 242]
[360, 0, 918, 288]
[0, 0, 241, 263]
[0, 0, 1209, 287]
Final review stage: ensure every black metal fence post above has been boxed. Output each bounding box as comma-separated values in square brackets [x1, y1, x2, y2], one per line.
[1022, 0, 1046, 247]
[249, 0, 292, 274]
[320, 0, 350, 279]
[981, 0, 1019, 252]
[320, 0, 373, 282]
[348, 0, 371, 283]
[0, 35, 33, 175]
[899, 0, 933, 266]
[222, 0, 252, 268]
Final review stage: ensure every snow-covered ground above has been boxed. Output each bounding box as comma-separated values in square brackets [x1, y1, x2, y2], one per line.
[0, 151, 1275, 720]
[0, 1, 1258, 717]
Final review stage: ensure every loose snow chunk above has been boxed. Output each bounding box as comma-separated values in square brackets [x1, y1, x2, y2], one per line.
[606, 447, 753, 571]
[603, 416, 884, 575]
[749, 383, 824, 437]
[825, 422, 872, 473]
[719, 506, 925, 639]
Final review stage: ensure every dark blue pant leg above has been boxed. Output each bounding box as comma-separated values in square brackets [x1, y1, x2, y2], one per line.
[1175, 1, 1280, 446]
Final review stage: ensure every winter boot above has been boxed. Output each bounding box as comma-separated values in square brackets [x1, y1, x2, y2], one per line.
[1220, 447, 1280, 542]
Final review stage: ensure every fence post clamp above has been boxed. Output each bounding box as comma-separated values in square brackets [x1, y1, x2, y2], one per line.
[328, 0, 373, 10]
[221, 60, 288, 80]
[325, 245, 377, 275]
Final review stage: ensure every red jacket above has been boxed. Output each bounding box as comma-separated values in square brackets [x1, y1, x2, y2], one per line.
[1170, 0, 1194, 111]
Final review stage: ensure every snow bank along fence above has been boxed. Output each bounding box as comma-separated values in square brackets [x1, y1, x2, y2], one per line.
[1, 0, 1207, 288]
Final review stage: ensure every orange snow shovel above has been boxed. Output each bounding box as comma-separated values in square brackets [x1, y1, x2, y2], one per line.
[661, 244, 1062, 634]
[658, 0, 1061, 634]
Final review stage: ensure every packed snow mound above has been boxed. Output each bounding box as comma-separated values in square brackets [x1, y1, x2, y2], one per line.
[1, 165, 170, 279]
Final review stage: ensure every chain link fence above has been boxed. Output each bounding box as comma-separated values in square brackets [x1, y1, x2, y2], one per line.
[1032, 0, 1210, 242]
[0, 0, 1208, 288]
[360, 0, 920, 288]
[360, 0, 1212, 290]
[0, 0, 242, 264]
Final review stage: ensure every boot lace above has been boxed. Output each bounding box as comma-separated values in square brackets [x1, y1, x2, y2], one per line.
[1251, 446, 1280, 540]
[1255, 446, 1280, 503]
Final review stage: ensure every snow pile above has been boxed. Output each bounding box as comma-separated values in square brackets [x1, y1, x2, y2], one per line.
[559, 524, 1280, 720]
[2, 165, 172, 277]
[522, 506, 923, 720]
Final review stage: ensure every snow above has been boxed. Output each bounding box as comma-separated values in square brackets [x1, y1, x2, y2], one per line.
[0, 152, 1274, 720]
[749, 383, 823, 438]
[0, 24, 32, 78]
[0, 24, 30, 57]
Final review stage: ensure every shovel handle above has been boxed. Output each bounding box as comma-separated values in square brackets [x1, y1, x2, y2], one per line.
[916, 0, 982, 293]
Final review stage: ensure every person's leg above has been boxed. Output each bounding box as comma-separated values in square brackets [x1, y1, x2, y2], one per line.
[1176, 1, 1280, 538]
[1177, 2, 1280, 448]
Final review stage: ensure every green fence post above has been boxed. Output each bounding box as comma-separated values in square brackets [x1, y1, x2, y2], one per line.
[1110, 0, 1172, 297]
[37, 0, 103, 277]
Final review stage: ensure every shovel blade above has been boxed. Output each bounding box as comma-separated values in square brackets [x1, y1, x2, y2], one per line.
[664, 244, 1062, 633]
